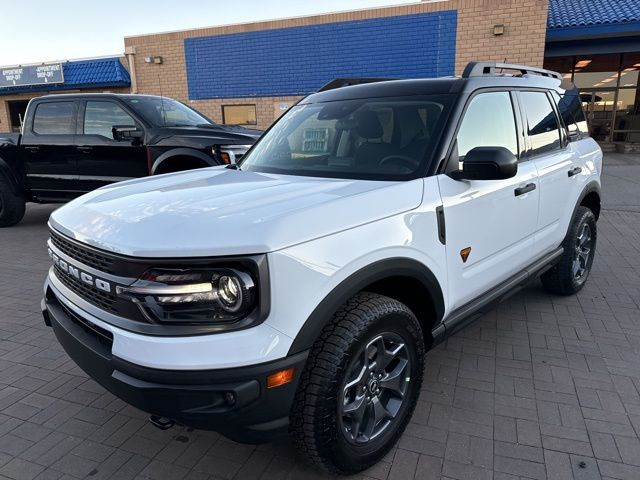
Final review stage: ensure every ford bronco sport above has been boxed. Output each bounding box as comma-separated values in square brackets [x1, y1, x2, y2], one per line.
[42, 62, 602, 474]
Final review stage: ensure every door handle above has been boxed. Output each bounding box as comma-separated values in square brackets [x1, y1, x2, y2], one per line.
[24, 145, 40, 152]
[77, 146, 93, 152]
[568, 167, 582, 177]
[514, 183, 536, 196]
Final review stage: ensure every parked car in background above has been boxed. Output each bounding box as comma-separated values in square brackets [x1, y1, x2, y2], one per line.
[0, 93, 261, 226]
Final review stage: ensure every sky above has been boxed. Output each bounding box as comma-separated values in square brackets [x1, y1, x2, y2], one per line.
[1, 0, 418, 66]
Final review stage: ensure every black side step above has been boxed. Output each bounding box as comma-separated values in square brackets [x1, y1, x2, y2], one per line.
[431, 247, 564, 344]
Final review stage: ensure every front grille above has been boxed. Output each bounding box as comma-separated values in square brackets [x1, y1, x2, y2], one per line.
[54, 265, 118, 314]
[50, 231, 116, 274]
[59, 301, 113, 350]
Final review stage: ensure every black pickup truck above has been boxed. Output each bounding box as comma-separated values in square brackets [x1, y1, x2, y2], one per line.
[0, 93, 261, 227]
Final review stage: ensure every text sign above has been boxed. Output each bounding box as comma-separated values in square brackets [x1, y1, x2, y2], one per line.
[0, 63, 64, 88]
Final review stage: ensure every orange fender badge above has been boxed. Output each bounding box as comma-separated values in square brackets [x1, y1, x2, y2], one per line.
[460, 247, 471, 263]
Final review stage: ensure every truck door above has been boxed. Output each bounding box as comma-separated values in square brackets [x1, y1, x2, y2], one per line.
[22, 100, 79, 198]
[75, 100, 147, 191]
[437, 90, 540, 312]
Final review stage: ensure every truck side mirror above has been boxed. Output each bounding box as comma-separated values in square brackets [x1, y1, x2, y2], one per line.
[112, 125, 143, 142]
[450, 146, 517, 181]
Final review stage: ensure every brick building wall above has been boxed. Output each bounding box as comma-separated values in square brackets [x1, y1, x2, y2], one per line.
[125, 0, 548, 130]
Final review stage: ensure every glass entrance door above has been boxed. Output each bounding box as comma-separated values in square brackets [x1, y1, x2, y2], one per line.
[582, 91, 615, 142]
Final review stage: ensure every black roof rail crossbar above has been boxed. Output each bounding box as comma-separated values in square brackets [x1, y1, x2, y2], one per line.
[462, 62, 562, 80]
[318, 77, 397, 92]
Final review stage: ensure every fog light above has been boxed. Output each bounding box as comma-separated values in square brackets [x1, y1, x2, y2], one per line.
[266, 368, 295, 389]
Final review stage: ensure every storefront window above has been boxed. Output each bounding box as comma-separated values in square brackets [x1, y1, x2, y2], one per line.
[544, 52, 640, 143]
[572, 55, 621, 89]
[222, 104, 257, 126]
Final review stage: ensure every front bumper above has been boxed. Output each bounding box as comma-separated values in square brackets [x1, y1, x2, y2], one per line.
[42, 288, 308, 443]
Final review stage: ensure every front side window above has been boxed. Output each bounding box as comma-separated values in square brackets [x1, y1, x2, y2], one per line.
[520, 91, 562, 156]
[84, 101, 136, 139]
[456, 91, 518, 160]
[32, 102, 75, 135]
[240, 95, 452, 180]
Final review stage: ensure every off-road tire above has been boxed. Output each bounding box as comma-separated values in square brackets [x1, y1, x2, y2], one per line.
[290, 292, 425, 474]
[0, 177, 25, 227]
[541, 206, 597, 295]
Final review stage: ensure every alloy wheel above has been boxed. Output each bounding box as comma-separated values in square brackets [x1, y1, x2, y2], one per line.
[573, 223, 592, 280]
[339, 333, 410, 444]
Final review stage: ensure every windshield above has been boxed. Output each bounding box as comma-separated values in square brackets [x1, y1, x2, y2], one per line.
[239, 95, 452, 180]
[124, 96, 212, 127]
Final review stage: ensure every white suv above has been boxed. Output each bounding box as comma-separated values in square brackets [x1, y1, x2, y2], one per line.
[42, 62, 602, 474]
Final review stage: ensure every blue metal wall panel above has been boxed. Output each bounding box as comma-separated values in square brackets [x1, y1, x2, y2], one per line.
[185, 11, 457, 99]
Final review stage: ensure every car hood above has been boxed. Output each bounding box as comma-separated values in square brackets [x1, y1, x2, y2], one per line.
[49, 167, 424, 258]
[153, 124, 262, 146]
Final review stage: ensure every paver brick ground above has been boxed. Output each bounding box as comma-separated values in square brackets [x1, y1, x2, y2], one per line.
[0, 153, 639, 479]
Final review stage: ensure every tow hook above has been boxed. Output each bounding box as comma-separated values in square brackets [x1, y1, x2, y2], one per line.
[149, 415, 175, 430]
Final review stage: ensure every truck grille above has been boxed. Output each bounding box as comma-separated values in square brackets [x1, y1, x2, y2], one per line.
[54, 265, 118, 314]
[60, 301, 114, 350]
[50, 231, 116, 274]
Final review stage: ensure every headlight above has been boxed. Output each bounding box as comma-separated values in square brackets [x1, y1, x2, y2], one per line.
[214, 144, 253, 164]
[117, 268, 256, 324]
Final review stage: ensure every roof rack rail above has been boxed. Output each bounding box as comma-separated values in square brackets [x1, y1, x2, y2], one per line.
[462, 62, 562, 80]
[318, 77, 396, 92]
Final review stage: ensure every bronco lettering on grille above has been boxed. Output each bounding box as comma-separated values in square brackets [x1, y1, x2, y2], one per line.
[48, 247, 112, 293]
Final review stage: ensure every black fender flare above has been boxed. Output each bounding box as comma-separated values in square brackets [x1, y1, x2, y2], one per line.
[572, 181, 601, 222]
[0, 157, 22, 196]
[287, 257, 445, 355]
[150, 148, 216, 175]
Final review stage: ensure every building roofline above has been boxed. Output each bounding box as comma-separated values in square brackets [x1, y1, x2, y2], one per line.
[123, 0, 444, 40]
[0, 54, 125, 70]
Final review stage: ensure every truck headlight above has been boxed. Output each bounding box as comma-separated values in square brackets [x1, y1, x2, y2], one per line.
[117, 268, 256, 324]
[214, 145, 253, 164]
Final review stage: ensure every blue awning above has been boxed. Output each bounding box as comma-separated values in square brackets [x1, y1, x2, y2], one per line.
[0, 57, 130, 96]
[548, 0, 640, 41]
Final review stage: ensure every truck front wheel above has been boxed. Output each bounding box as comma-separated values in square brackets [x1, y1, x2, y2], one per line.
[0, 177, 25, 227]
[290, 292, 425, 474]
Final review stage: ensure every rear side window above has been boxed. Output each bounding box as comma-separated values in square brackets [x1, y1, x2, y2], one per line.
[520, 91, 562, 156]
[456, 91, 518, 160]
[553, 92, 589, 139]
[32, 102, 75, 135]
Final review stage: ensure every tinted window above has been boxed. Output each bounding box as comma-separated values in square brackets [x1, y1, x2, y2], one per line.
[553, 92, 588, 139]
[456, 92, 518, 160]
[33, 102, 75, 135]
[84, 101, 136, 139]
[520, 91, 562, 155]
[240, 95, 453, 181]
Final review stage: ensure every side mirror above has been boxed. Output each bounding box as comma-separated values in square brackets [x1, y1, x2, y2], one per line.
[451, 146, 517, 180]
[112, 125, 143, 142]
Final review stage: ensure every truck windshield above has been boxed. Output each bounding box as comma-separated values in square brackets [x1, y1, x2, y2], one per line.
[239, 95, 453, 180]
[124, 97, 212, 127]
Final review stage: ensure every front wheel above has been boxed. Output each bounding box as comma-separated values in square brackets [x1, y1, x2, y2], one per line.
[290, 292, 425, 474]
[541, 206, 597, 295]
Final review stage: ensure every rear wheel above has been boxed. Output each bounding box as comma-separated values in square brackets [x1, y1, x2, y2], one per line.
[0, 176, 25, 227]
[541, 206, 596, 295]
[290, 292, 425, 474]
